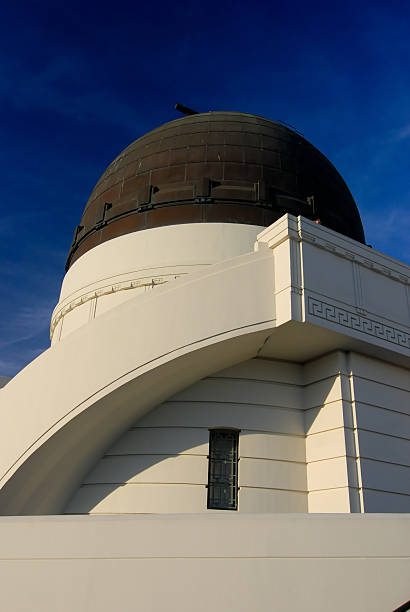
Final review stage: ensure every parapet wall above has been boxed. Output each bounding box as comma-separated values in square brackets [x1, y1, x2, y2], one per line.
[0, 513, 408, 612]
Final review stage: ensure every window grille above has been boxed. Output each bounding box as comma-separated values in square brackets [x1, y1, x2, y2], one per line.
[207, 429, 239, 510]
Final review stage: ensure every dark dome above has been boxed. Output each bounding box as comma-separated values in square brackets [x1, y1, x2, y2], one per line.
[66, 112, 365, 270]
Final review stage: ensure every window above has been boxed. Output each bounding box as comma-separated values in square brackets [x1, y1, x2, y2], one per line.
[207, 429, 239, 510]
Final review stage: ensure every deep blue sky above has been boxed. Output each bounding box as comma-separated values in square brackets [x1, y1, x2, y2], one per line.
[1, 0, 409, 377]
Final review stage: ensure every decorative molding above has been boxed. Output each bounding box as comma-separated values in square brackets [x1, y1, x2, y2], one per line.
[352, 260, 366, 314]
[406, 283, 410, 321]
[88, 297, 97, 322]
[299, 229, 409, 285]
[50, 273, 187, 339]
[308, 297, 410, 349]
[289, 237, 303, 321]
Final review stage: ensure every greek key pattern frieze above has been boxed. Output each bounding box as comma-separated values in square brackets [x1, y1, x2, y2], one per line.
[308, 297, 410, 349]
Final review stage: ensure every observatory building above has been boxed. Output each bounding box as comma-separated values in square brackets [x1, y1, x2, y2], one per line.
[0, 112, 409, 611]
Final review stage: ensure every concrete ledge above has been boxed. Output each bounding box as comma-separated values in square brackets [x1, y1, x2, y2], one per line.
[0, 514, 408, 611]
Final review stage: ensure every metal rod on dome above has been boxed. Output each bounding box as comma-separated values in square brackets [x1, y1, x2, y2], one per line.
[175, 103, 198, 116]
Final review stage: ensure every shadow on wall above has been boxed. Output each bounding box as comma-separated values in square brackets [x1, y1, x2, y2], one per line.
[65, 402, 231, 513]
[65, 366, 342, 514]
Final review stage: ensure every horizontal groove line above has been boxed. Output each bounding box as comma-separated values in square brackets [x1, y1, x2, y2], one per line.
[307, 426, 409, 442]
[85, 456, 410, 469]
[353, 399, 410, 416]
[362, 487, 410, 497]
[353, 401, 410, 418]
[130, 428, 304, 436]
[305, 398, 351, 410]
[103, 453, 205, 458]
[308, 483, 410, 496]
[240, 456, 305, 465]
[239, 485, 307, 494]
[308, 485, 356, 493]
[311, 486, 410, 497]
[129, 426, 305, 438]
[308, 455, 408, 465]
[209, 372, 347, 390]
[305, 399, 346, 411]
[355, 428, 410, 442]
[206, 376, 302, 390]
[353, 373, 410, 394]
[127, 425, 406, 441]
[306, 426, 348, 437]
[81, 483, 307, 493]
[302, 373, 348, 387]
[360, 428, 409, 444]
[82, 482, 206, 487]
[103, 453, 305, 464]
[153, 396, 354, 413]
[358, 457, 410, 469]
[307, 455, 349, 464]
[2, 555, 409, 561]
[164, 400, 302, 412]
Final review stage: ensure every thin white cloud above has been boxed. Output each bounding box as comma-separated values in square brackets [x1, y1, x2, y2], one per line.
[0, 346, 46, 377]
[0, 302, 51, 376]
[363, 203, 410, 263]
[0, 304, 51, 349]
[395, 124, 410, 141]
[0, 55, 148, 133]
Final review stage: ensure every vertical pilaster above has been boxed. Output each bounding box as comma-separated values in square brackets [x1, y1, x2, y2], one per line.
[304, 351, 362, 512]
[256, 214, 303, 326]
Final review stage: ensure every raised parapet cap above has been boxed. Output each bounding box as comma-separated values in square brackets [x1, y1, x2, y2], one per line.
[256, 214, 409, 283]
[255, 213, 301, 250]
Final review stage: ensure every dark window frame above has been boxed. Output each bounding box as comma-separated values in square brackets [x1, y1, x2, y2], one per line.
[207, 429, 239, 510]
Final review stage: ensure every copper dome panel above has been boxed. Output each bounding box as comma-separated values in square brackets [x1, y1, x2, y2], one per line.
[66, 112, 365, 269]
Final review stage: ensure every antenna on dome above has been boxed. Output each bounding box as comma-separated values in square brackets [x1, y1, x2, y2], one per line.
[175, 103, 198, 116]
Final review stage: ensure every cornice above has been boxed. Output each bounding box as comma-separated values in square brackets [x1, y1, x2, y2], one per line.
[50, 272, 186, 339]
[298, 228, 409, 285]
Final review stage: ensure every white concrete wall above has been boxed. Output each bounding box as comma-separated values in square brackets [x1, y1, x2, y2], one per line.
[304, 353, 359, 512]
[66, 351, 410, 515]
[304, 352, 410, 513]
[2, 215, 408, 516]
[66, 358, 308, 514]
[0, 240, 277, 516]
[0, 513, 409, 612]
[51, 223, 264, 343]
[349, 353, 410, 512]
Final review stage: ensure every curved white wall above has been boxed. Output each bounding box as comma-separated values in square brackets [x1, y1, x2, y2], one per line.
[51, 223, 263, 343]
[65, 358, 308, 514]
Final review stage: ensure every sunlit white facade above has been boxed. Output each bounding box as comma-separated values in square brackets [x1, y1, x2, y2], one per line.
[0, 213, 409, 610]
